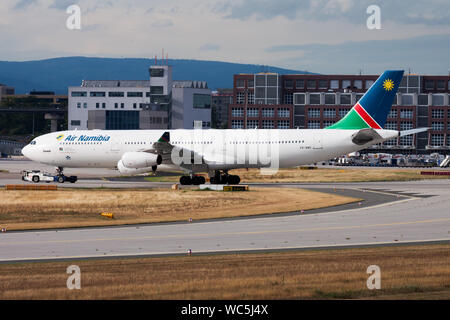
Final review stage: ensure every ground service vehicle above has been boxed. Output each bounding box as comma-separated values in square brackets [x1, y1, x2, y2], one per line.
[22, 170, 55, 183]
[21, 170, 77, 183]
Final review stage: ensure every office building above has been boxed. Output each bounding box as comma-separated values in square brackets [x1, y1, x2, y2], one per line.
[172, 80, 211, 129]
[0, 84, 15, 100]
[230, 72, 450, 153]
[212, 89, 233, 128]
[0, 89, 68, 133]
[68, 65, 211, 130]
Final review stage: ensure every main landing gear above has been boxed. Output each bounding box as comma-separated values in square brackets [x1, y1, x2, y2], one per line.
[179, 175, 206, 185]
[56, 166, 78, 184]
[209, 170, 240, 185]
[178, 170, 241, 185]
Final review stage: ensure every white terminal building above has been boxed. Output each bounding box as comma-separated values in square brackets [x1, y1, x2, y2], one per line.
[68, 65, 211, 130]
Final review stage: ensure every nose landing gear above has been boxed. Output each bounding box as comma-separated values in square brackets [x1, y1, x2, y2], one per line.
[55, 166, 78, 184]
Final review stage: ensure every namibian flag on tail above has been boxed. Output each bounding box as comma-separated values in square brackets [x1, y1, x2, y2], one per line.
[327, 70, 404, 130]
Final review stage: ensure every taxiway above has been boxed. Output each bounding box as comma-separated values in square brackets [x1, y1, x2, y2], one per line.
[0, 176, 449, 262]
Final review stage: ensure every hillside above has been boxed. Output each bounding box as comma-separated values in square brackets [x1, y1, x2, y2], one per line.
[0, 57, 312, 94]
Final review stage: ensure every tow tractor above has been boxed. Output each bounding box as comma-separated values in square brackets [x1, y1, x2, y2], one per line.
[22, 170, 77, 183]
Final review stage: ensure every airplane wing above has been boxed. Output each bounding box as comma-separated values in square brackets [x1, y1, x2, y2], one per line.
[145, 131, 204, 167]
[143, 131, 174, 164]
[152, 131, 173, 154]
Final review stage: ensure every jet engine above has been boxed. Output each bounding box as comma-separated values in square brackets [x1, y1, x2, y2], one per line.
[121, 152, 162, 168]
[117, 152, 162, 174]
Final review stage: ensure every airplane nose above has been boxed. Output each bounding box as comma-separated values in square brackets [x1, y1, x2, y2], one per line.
[22, 145, 31, 159]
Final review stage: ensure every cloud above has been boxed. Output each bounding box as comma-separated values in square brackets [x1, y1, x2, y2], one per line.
[151, 19, 174, 28]
[48, 0, 116, 12]
[49, 0, 80, 10]
[220, 0, 450, 26]
[199, 43, 221, 51]
[1, 0, 449, 75]
[13, 0, 39, 10]
[221, 0, 307, 20]
[266, 34, 450, 74]
[82, 24, 100, 32]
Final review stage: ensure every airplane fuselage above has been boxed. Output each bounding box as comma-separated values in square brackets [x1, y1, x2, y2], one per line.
[22, 128, 398, 172]
[21, 70, 405, 184]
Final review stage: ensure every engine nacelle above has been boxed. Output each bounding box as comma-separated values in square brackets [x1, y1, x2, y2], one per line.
[117, 160, 157, 175]
[120, 152, 162, 169]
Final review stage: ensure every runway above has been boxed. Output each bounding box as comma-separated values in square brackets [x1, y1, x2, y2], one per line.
[1, 179, 449, 263]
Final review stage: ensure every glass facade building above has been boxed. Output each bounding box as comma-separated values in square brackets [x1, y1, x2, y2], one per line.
[230, 72, 450, 153]
[105, 111, 139, 130]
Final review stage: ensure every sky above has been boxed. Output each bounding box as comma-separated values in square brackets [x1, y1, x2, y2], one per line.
[1, 0, 449, 74]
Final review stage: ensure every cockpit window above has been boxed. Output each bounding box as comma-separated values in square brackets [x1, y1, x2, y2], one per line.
[30, 141, 36, 145]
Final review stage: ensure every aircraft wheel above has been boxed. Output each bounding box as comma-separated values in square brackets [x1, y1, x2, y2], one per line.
[192, 176, 200, 185]
[228, 175, 240, 185]
[69, 176, 77, 183]
[180, 176, 192, 185]
[192, 176, 205, 185]
[220, 174, 228, 184]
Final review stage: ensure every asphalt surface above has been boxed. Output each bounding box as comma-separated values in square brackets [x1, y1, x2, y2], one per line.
[1, 159, 449, 262]
[0, 178, 449, 262]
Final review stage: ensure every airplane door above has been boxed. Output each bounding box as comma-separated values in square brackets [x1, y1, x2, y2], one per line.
[313, 133, 323, 149]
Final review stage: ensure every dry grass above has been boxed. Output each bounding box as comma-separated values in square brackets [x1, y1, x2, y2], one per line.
[145, 168, 450, 183]
[232, 167, 450, 183]
[0, 188, 358, 231]
[0, 244, 448, 299]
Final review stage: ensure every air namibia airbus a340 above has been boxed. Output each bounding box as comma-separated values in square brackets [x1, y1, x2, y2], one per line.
[22, 70, 425, 185]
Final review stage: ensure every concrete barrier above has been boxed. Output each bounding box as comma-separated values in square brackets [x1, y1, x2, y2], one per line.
[199, 184, 249, 191]
[223, 185, 249, 191]
[420, 171, 450, 176]
[5, 184, 58, 190]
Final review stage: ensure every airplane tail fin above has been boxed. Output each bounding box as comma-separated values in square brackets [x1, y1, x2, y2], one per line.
[327, 70, 404, 130]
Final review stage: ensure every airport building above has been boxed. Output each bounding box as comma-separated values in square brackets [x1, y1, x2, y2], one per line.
[0, 139, 25, 157]
[0, 86, 67, 106]
[171, 80, 211, 129]
[68, 65, 211, 130]
[229, 73, 450, 154]
[0, 84, 15, 100]
[211, 89, 233, 129]
[0, 89, 68, 134]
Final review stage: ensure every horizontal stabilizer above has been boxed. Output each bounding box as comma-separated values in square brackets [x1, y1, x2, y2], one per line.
[440, 155, 450, 168]
[399, 128, 429, 137]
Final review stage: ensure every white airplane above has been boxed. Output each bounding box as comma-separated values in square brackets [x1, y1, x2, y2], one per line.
[22, 70, 426, 185]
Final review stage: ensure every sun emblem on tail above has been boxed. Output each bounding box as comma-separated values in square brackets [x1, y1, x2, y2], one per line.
[383, 79, 394, 91]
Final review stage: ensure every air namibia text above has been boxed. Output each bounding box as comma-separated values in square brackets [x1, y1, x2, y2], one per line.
[64, 135, 111, 142]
